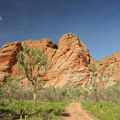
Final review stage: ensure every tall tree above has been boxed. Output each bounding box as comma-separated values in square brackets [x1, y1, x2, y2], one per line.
[17, 44, 47, 100]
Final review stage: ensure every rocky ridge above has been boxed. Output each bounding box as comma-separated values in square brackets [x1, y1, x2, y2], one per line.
[0, 33, 120, 87]
[91, 51, 120, 87]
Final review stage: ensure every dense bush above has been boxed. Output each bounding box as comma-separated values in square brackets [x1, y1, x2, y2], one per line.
[0, 76, 27, 100]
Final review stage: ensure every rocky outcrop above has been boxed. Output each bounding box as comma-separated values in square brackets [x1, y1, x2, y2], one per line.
[0, 34, 93, 87]
[1, 33, 120, 88]
[11, 38, 58, 76]
[91, 51, 120, 87]
[11, 33, 92, 87]
[22, 38, 58, 63]
[0, 42, 22, 82]
[45, 33, 92, 87]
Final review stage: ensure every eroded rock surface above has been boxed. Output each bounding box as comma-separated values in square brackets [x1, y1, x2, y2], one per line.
[1, 33, 120, 87]
[11, 38, 58, 76]
[0, 42, 22, 82]
[92, 51, 120, 87]
[45, 33, 92, 87]
[11, 33, 92, 87]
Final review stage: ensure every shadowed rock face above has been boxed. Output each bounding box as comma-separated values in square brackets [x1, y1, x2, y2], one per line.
[0, 42, 22, 82]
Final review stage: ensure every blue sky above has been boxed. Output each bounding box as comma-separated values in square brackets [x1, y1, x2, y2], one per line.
[0, 0, 120, 60]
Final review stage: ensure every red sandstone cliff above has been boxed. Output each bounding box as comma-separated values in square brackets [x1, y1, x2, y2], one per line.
[0, 33, 120, 87]
[0, 42, 22, 83]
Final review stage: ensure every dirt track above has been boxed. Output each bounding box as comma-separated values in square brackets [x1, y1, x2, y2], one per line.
[62, 102, 97, 120]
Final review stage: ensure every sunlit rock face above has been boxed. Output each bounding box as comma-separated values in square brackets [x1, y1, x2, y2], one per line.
[45, 33, 92, 87]
[1, 33, 92, 87]
[91, 51, 120, 87]
[0, 42, 22, 82]
[2, 33, 120, 88]
[11, 38, 58, 76]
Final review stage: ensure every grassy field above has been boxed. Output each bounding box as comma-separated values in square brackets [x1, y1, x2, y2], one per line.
[82, 101, 120, 120]
[0, 99, 70, 120]
[1, 99, 120, 120]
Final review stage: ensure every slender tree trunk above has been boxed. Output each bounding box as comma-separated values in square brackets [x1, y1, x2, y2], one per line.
[33, 92, 36, 101]
[33, 84, 37, 101]
[20, 108, 23, 120]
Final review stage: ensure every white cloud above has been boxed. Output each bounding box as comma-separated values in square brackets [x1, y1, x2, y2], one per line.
[0, 16, 3, 21]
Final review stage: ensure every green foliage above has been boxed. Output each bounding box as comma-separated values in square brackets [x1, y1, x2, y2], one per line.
[0, 99, 69, 120]
[17, 44, 48, 100]
[88, 64, 117, 102]
[68, 36, 73, 40]
[104, 81, 120, 102]
[82, 101, 120, 120]
[0, 76, 25, 99]
[17, 44, 48, 81]
[42, 85, 90, 101]
[1, 80, 120, 119]
[105, 64, 110, 68]
[89, 65, 98, 87]
[67, 34, 80, 40]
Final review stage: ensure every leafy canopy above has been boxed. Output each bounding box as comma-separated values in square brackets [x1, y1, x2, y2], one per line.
[17, 44, 48, 85]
